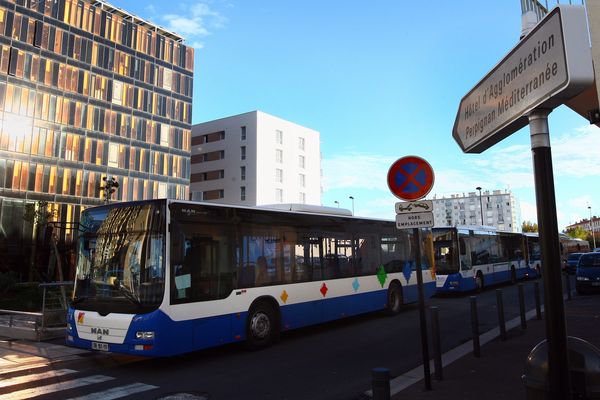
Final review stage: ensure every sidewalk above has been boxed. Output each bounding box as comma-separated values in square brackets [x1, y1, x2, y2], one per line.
[391, 293, 600, 400]
[0, 337, 88, 373]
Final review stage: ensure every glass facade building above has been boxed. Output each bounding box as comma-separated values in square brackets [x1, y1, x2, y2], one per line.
[0, 0, 193, 280]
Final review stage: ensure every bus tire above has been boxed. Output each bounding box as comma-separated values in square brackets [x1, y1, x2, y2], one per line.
[511, 267, 517, 284]
[246, 301, 277, 350]
[475, 272, 484, 292]
[385, 282, 403, 315]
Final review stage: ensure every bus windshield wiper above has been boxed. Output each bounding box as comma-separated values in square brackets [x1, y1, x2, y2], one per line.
[116, 284, 141, 306]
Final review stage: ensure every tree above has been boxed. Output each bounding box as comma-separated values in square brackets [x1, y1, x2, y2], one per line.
[564, 226, 588, 241]
[522, 221, 538, 232]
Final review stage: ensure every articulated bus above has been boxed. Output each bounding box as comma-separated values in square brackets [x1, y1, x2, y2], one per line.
[66, 199, 436, 356]
[433, 226, 538, 293]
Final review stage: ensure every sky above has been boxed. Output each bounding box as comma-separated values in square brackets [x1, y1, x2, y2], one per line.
[111, 0, 600, 231]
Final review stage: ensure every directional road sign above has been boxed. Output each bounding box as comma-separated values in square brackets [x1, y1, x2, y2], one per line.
[387, 156, 434, 201]
[452, 6, 593, 153]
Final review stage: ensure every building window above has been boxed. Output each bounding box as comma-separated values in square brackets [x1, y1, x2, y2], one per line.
[241, 126, 246, 140]
[299, 173, 305, 187]
[298, 155, 305, 168]
[299, 192, 305, 204]
[241, 146, 246, 160]
[298, 137, 305, 150]
[241, 166, 246, 181]
[276, 129, 283, 144]
[276, 188, 283, 203]
[276, 168, 283, 183]
[241, 186, 246, 201]
[276, 149, 283, 163]
[203, 189, 224, 200]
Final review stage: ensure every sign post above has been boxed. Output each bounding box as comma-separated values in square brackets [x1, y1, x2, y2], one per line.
[387, 156, 435, 390]
[452, 6, 594, 399]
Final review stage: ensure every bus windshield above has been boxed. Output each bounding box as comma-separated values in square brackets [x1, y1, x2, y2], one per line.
[432, 228, 459, 275]
[73, 201, 166, 314]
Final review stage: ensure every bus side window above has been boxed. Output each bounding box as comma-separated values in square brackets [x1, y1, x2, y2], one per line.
[459, 238, 466, 255]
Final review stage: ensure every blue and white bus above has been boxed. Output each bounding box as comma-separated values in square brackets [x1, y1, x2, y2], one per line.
[524, 233, 541, 275]
[433, 226, 538, 293]
[66, 199, 436, 356]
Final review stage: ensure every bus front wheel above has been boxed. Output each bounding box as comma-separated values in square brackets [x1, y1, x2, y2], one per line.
[246, 302, 277, 350]
[386, 283, 403, 315]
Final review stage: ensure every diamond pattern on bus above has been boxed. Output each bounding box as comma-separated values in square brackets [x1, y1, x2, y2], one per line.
[320, 283, 328, 297]
[377, 266, 387, 287]
[403, 261, 413, 284]
[352, 278, 360, 292]
[280, 290, 289, 304]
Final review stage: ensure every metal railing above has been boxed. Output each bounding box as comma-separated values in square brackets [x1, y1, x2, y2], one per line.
[521, 0, 586, 21]
[0, 281, 73, 341]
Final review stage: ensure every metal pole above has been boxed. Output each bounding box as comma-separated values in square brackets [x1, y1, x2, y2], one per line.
[496, 289, 506, 341]
[371, 368, 390, 400]
[413, 228, 431, 390]
[470, 296, 480, 357]
[518, 283, 527, 330]
[588, 206, 596, 249]
[534, 281, 542, 320]
[430, 306, 443, 380]
[476, 187, 484, 225]
[528, 109, 571, 400]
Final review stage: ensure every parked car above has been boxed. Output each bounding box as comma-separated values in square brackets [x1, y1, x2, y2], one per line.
[565, 252, 585, 274]
[575, 252, 600, 294]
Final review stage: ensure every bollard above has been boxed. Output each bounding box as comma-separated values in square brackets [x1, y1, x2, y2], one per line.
[496, 289, 506, 341]
[470, 296, 480, 357]
[372, 368, 390, 400]
[430, 306, 443, 381]
[518, 284, 527, 330]
[565, 272, 572, 300]
[534, 281, 542, 320]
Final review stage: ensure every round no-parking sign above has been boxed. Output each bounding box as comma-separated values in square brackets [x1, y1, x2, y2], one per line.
[387, 156, 435, 201]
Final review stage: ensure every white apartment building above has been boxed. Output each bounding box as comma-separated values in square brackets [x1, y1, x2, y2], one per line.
[190, 111, 322, 206]
[431, 189, 520, 232]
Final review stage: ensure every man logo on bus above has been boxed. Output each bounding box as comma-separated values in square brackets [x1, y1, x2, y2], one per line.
[77, 312, 85, 324]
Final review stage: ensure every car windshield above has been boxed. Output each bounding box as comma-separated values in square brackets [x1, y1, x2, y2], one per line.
[73, 201, 166, 313]
[579, 254, 600, 268]
[568, 253, 583, 261]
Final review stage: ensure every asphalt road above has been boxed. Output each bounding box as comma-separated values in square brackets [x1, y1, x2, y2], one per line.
[20, 276, 558, 400]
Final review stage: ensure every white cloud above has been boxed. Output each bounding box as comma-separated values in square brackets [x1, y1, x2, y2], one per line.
[159, 2, 227, 47]
[321, 153, 394, 191]
[520, 201, 537, 224]
[552, 125, 600, 177]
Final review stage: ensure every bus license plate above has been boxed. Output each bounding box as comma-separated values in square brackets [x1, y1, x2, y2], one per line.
[92, 342, 109, 351]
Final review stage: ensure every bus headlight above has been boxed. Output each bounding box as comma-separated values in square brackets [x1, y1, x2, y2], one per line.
[136, 331, 155, 340]
[66, 324, 73, 333]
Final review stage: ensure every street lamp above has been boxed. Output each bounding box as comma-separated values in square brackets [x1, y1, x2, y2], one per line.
[349, 196, 354, 215]
[100, 176, 119, 204]
[334, 201, 339, 208]
[589, 206, 597, 249]
[476, 186, 484, 226]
